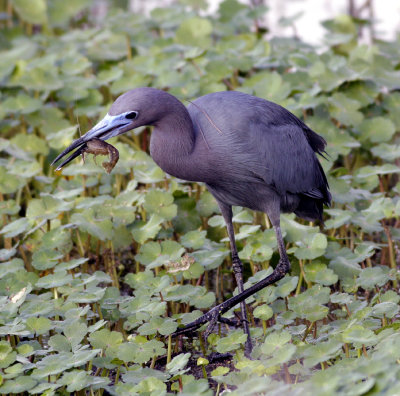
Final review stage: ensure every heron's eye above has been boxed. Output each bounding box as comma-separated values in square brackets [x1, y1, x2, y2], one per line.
[126, 111, 138, 120]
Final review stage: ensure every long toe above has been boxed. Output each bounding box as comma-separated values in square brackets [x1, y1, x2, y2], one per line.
[244, 335, 253, 358]
[173, 305, 221, 337]
[203, 314, 219, 342]
[241, 316, 253, 358]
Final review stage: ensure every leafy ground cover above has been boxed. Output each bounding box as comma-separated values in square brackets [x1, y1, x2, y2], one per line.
[1, 0, 400, 394]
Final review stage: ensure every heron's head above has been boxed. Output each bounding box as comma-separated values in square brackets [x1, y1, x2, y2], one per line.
[51, 87, 172, 170]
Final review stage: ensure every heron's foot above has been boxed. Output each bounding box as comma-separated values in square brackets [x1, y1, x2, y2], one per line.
[172, 302, 248, 338]
[203, 312, 219, 344]
[231, 255, 253, 357]
[208, 352, 233, 363]
[231, 255, 244, 276]
[277, 256, 291, 275]
[172, 303, 253, 357]
[220, 316, 241, 327]
[172, 304, 223, 337]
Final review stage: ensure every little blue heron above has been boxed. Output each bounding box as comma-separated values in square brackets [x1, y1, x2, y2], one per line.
[52, 87, 331, 355]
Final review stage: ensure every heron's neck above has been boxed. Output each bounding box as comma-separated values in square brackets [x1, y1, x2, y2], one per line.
[150, 106, 196, 179]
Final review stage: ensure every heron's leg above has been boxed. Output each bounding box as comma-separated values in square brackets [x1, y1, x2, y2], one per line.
[173, 208, 290, 341]
[218, 202, 252, 356]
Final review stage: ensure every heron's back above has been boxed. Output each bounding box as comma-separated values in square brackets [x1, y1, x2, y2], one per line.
[188, 91, 331, 220]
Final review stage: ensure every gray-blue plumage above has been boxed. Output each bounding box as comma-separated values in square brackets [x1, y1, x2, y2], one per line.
[187, 91, 330, 218]
[136, 89, 330, 220]
[52, 87, 331, 355]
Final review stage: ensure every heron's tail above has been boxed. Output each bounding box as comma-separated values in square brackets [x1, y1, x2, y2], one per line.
[294, 197, 324, 222]
[294, 185, 331, 222]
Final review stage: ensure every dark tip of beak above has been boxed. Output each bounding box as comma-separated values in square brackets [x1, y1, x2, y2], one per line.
[51, 136, 87, 170]
[55, 147, 86, 171]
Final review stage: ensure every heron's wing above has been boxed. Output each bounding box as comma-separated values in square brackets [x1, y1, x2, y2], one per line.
[188, 92, 330, 204]
[248, 120, 330, 204]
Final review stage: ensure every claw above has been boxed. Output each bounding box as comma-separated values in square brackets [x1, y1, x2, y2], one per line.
[54, 138, 119, 174]
[203, 314, 219, 343]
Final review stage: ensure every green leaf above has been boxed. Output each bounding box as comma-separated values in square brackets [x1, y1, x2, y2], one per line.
[357, 266, 390, 290]
[71, 209, 113, 241]
[196, 191, 219, 217]
[64, 322, 88, 350]
[253, 304, 273, 320]
[48, 334, 71, 352]
[0, 218, 33, 238]
[88, 328, 123, 350]
[167, 352, 191, 375]
[327, 243, 373, 281]
[0, 248, 17, 261]
[59, 370, 108, 392]
[25, 317, 52, 335]
[97, 67, 124, 86]
[143, 190, 177, 220]
[371, 143, 400, 162]
[0, 258, 24, 278]
[31, 350, 100, 378]
[274, 276, 298, 298]
[211, 366, 230, 377]
[0, 342, 12, 361]
[0, 376, 37, 394]
[0, 347, 16, 370]
[382, 91, 400, 129]
[302, 339, 343, 368]
[47, 126, 78, 150]
[133, 377, 167, 394]
[135, 241, 161, 267]
[176, 17, 213, 48]
[215, 330, 247, 353]
[343, 81, 379, 107]
[355, 164, 400, 179]
[1, 93, 42, 114]
[193, 291, 215, 309]
[288, 285, 330, 322]
[183, 260, 204, 279]
[358, 117, 396, 143]
[27, 194, 73, 220]
[342, 325, 378, 346]
[32, 248, 63, 270]
[172, 196, 202, 233]
[181, 230, 207, 249]
[11, 0, 47, 24]
[328, 93, 363, 126]
[130, 214, 163, 244]
[42, 228, 73, 255]
[136, 240, 185, 270]
[48, 0, 92, 26]
[11, 134, 49, 156]
[35, 270, 73, 288]
[158, 319, 178, 336]
[12, 66, 63, 91]
[223, 224, 260, 242]
[219, 0, 247, 22]
[293, 233, 327, 260]
[129, 338, 165, 365]
[241, 71, 291, 103]
[261, 330, 291, 355]
[87, 32, 128, 61]
[55, 257, 88, 272]
[304, 262, 338, 286]
[372, 302, 399, 319]
[0, 199, 20, 216]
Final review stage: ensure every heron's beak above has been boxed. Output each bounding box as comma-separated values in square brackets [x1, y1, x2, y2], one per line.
[51, 113, 132, 171]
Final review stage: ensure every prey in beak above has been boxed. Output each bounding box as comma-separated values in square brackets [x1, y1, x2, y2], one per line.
[51, 111, 138, 171]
